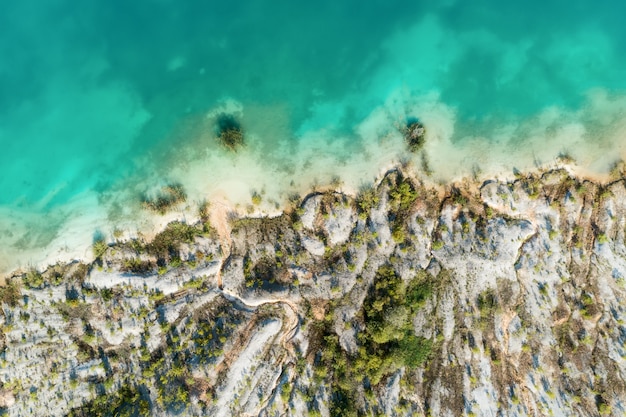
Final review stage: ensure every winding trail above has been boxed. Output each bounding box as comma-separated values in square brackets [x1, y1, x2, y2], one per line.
[204, 200, 300, 416]
[205, 289, 299, 417]
[209, 199, 299, 355]
[220, 289, 299, 357]
[210, 201, 232, 290]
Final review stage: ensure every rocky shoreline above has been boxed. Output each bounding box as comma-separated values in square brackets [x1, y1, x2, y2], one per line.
[1, 166, 625, 416]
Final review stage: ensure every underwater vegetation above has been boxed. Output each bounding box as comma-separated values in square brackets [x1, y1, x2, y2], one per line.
[216, 113, 244, 151]
[140, 183, 187, 215]
[404, 121, 426, 153]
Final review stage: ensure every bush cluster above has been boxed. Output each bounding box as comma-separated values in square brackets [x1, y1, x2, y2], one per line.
[312, 266, 434, 415]
[147, 222, 198, 263]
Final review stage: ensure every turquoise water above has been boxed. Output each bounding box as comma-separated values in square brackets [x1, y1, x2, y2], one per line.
[1, 1, 626, 268]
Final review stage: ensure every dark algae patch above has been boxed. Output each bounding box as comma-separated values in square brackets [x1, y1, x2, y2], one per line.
[216, 114, 244, 151]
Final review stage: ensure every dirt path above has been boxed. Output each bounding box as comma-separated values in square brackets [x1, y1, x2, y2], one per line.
[205, 198, 300, 413]
[221, 290, 299, 358]
[206, 289, 300, 415]
[210, 201, 232, 290]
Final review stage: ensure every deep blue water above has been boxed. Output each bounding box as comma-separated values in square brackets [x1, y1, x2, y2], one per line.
[1, 1, 626, 262]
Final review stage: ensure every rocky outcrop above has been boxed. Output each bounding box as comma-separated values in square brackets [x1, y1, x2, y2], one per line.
[0, 168, 625, 416]
[0, 388, 15, 408]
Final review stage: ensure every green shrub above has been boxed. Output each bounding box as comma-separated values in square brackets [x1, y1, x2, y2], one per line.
[389, 179, 418, 213]
[392, 227, 406, 243]
[183, 277, 205, 290]
[198, 200, 209, 218]
[312, 265, 435, 412]
[397, 334, 432, 368]
[0, 279, 21, 306]
[356, 186, 380, 219]
[92, 239, 108, 259]
[580, 293, 596, 319]
[477, 289, 497, 313]
[280, 383, 292, 403]
[67, 383, 151, 417]
[121, 258, 155, 275]
[22, 270, 45, 289]
[148, 222, 197, 261]
[406, 272, 432, 309]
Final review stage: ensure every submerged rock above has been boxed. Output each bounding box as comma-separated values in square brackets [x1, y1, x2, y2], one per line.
[216, 113, 244, 151]
[405, 121, 426, 152]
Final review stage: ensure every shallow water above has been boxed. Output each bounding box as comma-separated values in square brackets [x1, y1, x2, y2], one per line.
[1, 1, 626, 272]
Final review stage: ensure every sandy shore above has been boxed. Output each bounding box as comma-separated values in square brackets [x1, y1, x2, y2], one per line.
[0, 158, 616, 281]
[2, 91, 626, 278]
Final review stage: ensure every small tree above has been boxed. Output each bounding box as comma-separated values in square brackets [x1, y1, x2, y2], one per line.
[92, 240, 107, 259]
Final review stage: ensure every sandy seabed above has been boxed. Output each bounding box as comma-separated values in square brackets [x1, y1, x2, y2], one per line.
[2, 89, 626, 278]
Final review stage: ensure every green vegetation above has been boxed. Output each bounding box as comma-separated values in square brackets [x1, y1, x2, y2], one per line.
[22, 269, 45, 289]
[598, 402, 612, 416]
[191, 298, 241, 365]
[182, 276, 206, 290]
[153, 350, 192, 413]
[197, 200, 215, 236]
[45, 268, 66, 286]
[112, 228, 124, 240]
[67, 383, 151, 417]
[476, 288, 499, 329]
[92, 238, 108, 260]
[391, 226, 406, 244]
[141, 183, 187, 214]
[69, 263, 90, 283]
[311, 266, 434, 415]
[243, 256, 282, 290]
[130, 309, 237, 415]
[0, 279, 21, 307]
[580, 292, 597, 319]
[280, 383, 293, 403]
[121, 258, 156, 275]
[389, 178, 418, 214]
[356, 186, 380, 219]
[452, 190, 468, 206]
[147, 222, 198, 263]
[386, 175, 419, 249]
[358, 266, 433, 371]
[432, 240, 444, 250]
[522, 176, 542, 199]
[598, 187, 613, 200]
